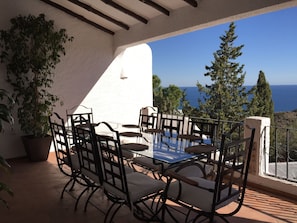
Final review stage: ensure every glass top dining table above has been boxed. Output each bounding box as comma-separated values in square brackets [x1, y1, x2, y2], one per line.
[93, 122, 208, 166]
[119, 131, 200, 165]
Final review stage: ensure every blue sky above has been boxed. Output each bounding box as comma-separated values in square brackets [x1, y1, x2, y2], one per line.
[148, 6, 297, 87]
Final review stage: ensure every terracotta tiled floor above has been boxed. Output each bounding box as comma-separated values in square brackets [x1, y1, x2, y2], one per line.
[1, 152, 297, 223]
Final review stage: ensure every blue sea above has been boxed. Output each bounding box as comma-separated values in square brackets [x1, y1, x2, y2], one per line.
[180, 85, 297, 113]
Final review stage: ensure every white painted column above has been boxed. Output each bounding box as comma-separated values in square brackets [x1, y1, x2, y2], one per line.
[244, 116, 270, 176]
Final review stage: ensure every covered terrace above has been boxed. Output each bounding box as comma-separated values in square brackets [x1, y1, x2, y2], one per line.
[1, 0, 297, 222]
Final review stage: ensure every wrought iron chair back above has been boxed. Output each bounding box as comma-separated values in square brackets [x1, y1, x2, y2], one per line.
[138, 106, 159, 132]
[74, 125, 102, 183]
[49, 112, 80, 199]
[66, 105, 93, 146]
[213, 123, 255, 212]
[97, 122, 130, 201]
[73, 124, 103, 211]
[160, 113, 184, 138]
[191, 119, 218, 144]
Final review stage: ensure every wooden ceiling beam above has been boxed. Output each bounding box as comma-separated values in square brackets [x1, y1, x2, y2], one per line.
[68, 0, 129, 30]
[183, 0, 198, 7]
[139, 0, 170, 16]
[41, 0, 114, 34]
[102, 0, 148, 24]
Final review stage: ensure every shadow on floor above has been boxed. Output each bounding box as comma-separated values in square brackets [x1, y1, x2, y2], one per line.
[0, 154, 296, 223]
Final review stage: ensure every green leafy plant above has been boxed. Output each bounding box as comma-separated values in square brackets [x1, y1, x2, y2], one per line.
[0, 156, 13, 208]
[0, 14, 73, 137]
[0, 89, 14, 132]
[0, 88, 14, 208]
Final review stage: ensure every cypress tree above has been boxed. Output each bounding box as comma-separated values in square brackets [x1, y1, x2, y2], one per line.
[249, 70, 274, 121]
[197, 22, 249, 122]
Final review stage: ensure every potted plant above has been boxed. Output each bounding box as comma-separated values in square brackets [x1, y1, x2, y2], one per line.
[0, 14, 73, 161]
[0, 88, 14, 208]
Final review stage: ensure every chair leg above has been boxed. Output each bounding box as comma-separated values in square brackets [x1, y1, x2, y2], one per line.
[151, 192, 162, 210]
[74, 186, 89, 211]
[84, 186, 100, 212]
[61, 178, 74, 199]
[208, 213, 215, 223]
[157, 194, 179, 223]
[104, 202, 123, 223]
[134, 200, 162, 222]
[161, 204, 179, 223]
[68, 178, 76, 191]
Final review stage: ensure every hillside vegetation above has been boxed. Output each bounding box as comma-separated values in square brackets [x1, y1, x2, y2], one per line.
[274, 111, 297, 128]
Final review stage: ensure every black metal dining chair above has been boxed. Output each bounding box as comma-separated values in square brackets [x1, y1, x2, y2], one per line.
[138, 106, 163, 133]
[182, 118, 219, 177]
[49, 113, 81, 200]
[160, 113, 185, 138]
[73, 123, 102, 211]
[96, 121, 166, 223]
[122, 106, 162, 134]
[165, 123, 255, 223]
[73, 122, 135, 211]
[179, 118, 218, 143]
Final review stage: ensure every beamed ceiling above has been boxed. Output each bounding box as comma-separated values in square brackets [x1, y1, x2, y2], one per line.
[41, 0, 199, 35]
[40, 0, 297, 49]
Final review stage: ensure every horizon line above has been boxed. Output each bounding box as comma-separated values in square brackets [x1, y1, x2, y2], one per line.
[176, 84, 297, 88]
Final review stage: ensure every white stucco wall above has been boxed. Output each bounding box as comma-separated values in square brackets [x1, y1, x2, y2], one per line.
[0, 0, 153, 158]
[79, 44, 153, 125]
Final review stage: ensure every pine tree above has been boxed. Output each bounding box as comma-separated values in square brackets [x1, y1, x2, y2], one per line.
[197, 22, 249, 122]
[249, 70, 274, 121]
[153, 75, 163, 110]
[153, 75, 183, 114]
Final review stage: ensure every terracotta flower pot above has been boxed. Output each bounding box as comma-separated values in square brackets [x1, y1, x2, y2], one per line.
[22, 135, 52, 162]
